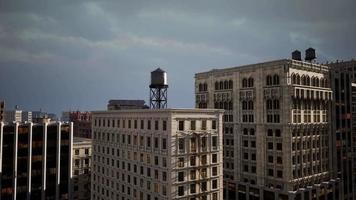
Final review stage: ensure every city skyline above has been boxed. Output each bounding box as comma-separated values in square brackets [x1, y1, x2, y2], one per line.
[1, 0, 356, 115]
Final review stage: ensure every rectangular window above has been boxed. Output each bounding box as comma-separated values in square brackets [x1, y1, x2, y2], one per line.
[178, 186, 184, 196]
[140, 120, 144, 129]
[190, 170, 196, 180]
[163, 120, 167, 131]
[178, 171, 184, 182]
[155, 120, 159, 130]
[212, 120, 216, 129]
[190, 184, 196, 194]
[178, 121, 184, 130]
[212, 179, 218, 189]
[202, 120, 207, 130]
[190, 120, 196, 130]
[162, 138, 167, 150]
[147, 120, 151, 130]
[178, 138, 185, 151]
[212, 154, 217, 163]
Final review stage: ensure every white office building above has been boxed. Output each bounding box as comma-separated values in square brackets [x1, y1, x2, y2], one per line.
[91, 109, 224, 200]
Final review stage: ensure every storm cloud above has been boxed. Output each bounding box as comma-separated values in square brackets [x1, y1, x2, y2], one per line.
[0, 0, 355, 115]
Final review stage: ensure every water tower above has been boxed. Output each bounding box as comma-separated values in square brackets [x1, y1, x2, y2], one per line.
[149, 68, 168, 109]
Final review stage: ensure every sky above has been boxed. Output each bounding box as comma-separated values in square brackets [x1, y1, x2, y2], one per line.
[0, 0, 355, 116]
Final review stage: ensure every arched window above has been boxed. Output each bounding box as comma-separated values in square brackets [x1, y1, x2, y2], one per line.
[224, 80, 228, 89]
[266, 99, 272, 110]
[292, 74, 296, 84]
[219, 81, 223, 90]
[243, 128, 248, 135]
[215, 82, 219, 90]
[242, 78, 248, 88]
[273, 100, 280, 110]
[248, 100, 254, 110]
[266, 75, 272, 86]
[224, 102, 228, 110]
[250, 129, 255, 136]
[248, 77, 254, 87]
[311, 77, 316, 87]
[296, 74, 300, 85]
[306, 76, 310, 86]
[315, 77, 319, 87]
[301, 75, 306, 85]
[229, 80, 233, 89]
[199, 83, 203, 92]
[320, 78, 325, 87]
[273, 74, 279, 85]
[242, 101, 248, 110]
[228, 101, 233, 110]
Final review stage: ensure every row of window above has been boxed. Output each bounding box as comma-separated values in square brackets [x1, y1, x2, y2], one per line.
[198, 83, 208, 92]
[291, 73, 328, 87]
[94, 118, 167, 131]
[177, 154, 218, 167]
[177, 184, 219, 198]
[177, 167, 219, 182]
[94, 132, 168, 150]
[93, 161, 167, 182]
[94, 148, 168, 167]
[177, 136, 219, 152]
[215, 80, 233, 90]
[178, 120, 216, 131]
[92, 178, 168, 199]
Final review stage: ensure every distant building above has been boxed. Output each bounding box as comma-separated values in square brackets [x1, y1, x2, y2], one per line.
[4, 109, 22, 122]
[69, 111, 92, 138]
[0, 121, 73, 200]
[72, 137, 92, 200]
[21, 111, 32, 122]
[91, 109, 224, 200]
[107, 99, 149, 110]
[328, 59, 356, 200]
[0, 101, 4, 121]
[62, 111, 70, 121]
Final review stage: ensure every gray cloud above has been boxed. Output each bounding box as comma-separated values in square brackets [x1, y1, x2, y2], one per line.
[0, 0, 355, 115]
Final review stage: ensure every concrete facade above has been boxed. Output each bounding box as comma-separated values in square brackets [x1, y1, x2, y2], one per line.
[195, 59, 340, 200]
[91, 109, 224, 200]
[73, 137, 92, 200]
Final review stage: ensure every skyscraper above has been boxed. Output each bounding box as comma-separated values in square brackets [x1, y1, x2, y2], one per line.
[195, 59, 340, 200]
[328, 59, 356, 200]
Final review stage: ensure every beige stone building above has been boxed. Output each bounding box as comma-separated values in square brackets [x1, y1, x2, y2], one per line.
[91, 109, 224, 200]
[72, 137, 92, 200]
[195, 59, 340, 200]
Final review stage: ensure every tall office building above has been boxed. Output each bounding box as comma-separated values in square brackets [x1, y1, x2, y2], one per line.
[328, 59, 356, 200]
[0, 101, 4, 121]
[0, 121, 73, 200]
[195, 59, 340, 200]
[91, 109, 224, 200]
[73, 137, 92, 200]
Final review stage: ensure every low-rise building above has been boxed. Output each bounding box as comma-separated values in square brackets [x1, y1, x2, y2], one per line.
[73, 137, 92, 200]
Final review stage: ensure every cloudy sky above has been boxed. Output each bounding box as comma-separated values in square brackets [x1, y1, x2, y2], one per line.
[0, 0, 355, 116]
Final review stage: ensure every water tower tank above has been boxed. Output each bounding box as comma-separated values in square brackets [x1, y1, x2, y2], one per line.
[292, 50, 302, 61]
[305, 48, 316, 61]
[150, 68, 167, 87]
